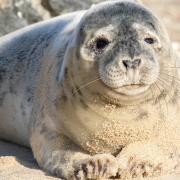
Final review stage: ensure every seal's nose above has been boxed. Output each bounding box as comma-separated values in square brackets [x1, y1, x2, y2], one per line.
[122, 59, 141, 69]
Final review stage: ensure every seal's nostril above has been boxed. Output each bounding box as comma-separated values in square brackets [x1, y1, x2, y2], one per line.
[122, 59, 141, 69]
[122, 60, 130, 69]
[134, 59, 141, 66]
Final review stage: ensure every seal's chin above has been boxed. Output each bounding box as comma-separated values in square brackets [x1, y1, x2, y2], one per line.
[112, 84, 150, 96]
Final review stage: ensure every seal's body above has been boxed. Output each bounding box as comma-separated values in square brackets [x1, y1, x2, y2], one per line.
[0, 11, 85, 146]
[0, 0, 180, 179]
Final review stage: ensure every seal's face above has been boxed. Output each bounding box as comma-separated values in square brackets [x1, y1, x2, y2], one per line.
[74, 1, 173, 104]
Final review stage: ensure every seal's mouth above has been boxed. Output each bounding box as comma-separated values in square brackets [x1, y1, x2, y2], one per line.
[112, 84, 150, 96]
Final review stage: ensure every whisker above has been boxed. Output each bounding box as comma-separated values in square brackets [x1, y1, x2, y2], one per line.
[73, 77, 101, 95]
[161, 72, 180, 82]
[154, 81, 170, 142]
[149, 84, 156, 105]
[160, 74, 180, 89]
[157, 77, 172, 89]
[160, 76, 180, 97]
[154, 81, 169, 119]
[160, 76, 180, 87]
[156, 77, 173, 101]
[151, 83, 163, 113]
[156, 81, 169, 118]
[163, 67, 180, 69]
[160, 73, 180, 87]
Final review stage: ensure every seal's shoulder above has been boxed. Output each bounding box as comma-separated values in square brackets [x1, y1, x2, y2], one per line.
[0, 10, 86, 62]
[0, 10, 86, 48]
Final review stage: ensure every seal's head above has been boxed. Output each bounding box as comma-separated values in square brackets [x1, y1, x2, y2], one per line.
[70, 0, 175, 105]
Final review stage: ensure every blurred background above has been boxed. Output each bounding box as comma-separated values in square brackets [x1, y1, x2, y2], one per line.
[0, 0, 179, 42]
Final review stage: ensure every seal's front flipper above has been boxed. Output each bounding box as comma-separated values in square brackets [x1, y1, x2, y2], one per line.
[116, 141, 180, 179]
[30, 130, 118, 179]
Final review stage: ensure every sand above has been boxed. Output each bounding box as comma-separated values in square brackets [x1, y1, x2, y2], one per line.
[0, 0, 180, 179]
[0, 140, 60, 180]
[1, 140, 180, 179]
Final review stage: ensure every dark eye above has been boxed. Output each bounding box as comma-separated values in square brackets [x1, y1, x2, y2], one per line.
[144, 37, 154, 44]
[95, 38, 109, 50]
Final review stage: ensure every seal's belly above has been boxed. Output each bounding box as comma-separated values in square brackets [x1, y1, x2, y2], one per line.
[61, 101, 159, 155]
[0, 92, 31, 146]
[78, 118, 157, 155]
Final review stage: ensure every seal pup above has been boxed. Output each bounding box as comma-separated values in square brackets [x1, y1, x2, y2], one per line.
[0, 0, 180, 179]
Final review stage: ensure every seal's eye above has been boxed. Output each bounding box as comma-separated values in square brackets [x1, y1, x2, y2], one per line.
[95, 38, 109, 50]
[144, 37, 154, 44]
